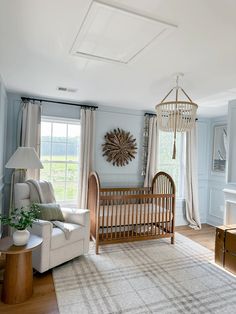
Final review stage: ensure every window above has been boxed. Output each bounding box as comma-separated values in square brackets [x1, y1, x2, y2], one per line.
[158, 131, 185, 198]
[40, 117, 80, 206]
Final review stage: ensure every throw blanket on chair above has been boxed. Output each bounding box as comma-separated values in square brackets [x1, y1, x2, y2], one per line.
[26, 180, 72, 240]
[26, 180, 56, 203]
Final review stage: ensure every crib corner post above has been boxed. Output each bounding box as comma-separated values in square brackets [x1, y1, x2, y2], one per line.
[96, 241, 99, 254]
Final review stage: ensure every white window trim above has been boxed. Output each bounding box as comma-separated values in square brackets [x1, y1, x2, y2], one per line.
[42, 115, 80, 125]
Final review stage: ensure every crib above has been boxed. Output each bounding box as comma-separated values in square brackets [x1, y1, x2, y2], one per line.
[88, 171, 176, 254]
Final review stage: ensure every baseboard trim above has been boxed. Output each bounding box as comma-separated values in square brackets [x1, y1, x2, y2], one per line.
[207, 214, 223, 227]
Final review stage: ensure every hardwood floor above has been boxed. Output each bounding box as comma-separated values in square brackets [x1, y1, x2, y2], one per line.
[0, 224, 216, 314]
[176, 223, 216, 251]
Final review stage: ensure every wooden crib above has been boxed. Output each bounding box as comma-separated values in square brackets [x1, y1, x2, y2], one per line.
[88, 171, 176, 254]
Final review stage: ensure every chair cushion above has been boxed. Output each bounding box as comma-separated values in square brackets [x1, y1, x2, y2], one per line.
[37, 203, 65, 221]
[51, 223, 85, 250]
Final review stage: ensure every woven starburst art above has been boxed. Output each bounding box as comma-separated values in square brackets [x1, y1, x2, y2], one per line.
[102, 128, 137, 167]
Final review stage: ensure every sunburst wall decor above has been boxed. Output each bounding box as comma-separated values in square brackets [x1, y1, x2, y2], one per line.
[102, 128, 137, 167]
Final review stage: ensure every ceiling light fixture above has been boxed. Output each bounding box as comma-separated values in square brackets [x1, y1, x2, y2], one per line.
[155, 73, 198, 159]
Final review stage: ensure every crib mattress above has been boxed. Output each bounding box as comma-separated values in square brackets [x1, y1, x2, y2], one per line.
[98, 204, 173, 227]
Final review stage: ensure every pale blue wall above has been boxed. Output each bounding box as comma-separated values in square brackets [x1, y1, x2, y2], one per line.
[4, 92, 218, 226]
[42, 101, 80, 120]
[0, 75, 8, 232]
[4, 93, 23, 214]
[4, 93, 22, 184]
[94, 105, 144, 187]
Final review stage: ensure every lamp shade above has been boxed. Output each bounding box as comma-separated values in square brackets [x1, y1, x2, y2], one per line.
[5, 147, 43, 169]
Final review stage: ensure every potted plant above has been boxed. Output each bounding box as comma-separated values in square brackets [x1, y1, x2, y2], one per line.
[0, 204, 40, 246]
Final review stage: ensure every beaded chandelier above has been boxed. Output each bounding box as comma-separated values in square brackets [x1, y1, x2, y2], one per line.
[155, 75, 198, 159]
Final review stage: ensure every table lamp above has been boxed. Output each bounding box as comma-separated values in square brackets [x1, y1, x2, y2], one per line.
[5, 147, 43, 210]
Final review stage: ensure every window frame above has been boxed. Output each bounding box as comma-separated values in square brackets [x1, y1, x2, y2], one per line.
[40, 115, 80, 206]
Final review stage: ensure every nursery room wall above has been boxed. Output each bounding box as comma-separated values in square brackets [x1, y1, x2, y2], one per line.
[4, 92, 227, 226]
[0, 75, 8, 230]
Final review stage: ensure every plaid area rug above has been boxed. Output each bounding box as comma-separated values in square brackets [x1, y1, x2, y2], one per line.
[53, 234, 236, 314]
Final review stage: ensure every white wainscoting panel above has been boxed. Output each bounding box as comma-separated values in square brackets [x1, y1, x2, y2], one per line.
[198, 183, 208, 223]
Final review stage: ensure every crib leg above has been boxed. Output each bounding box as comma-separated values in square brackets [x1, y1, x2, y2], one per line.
[171, 235, 175, 244]
[96, 241, 99, 254]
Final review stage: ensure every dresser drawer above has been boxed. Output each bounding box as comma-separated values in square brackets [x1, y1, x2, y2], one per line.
[225, 230, 236, 253]
[225, 251, 236, 275]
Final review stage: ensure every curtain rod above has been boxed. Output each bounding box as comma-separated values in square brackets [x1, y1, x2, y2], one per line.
[144, 112, 198, 121]
[144, 112, 156, 116]
[21, 97, 98, 109]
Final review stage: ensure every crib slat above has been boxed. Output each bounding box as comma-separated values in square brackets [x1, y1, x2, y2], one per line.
[131, 201, 134, 237]
[123, 191, 126, 238]
[147, 198, 149, 236]
[166, 196, 168, 234]
[119, 191, 122, 238]
[127, 198, 130, 238]
[111, 197, 113, 240]
[106, 197, 109, 239]
[162, 196, 165, 235]
[141, 198, 143, 236]
[102, 199, 105, 240]
[115, 191, 118, 239]
[154, 196, 157, 234]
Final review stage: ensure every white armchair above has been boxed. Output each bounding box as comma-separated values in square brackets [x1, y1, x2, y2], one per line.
[14, 183, 90, 273]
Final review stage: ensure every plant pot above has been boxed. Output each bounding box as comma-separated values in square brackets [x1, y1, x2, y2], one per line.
[13, 229, 30, 246]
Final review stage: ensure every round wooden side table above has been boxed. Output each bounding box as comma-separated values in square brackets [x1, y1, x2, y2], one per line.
[0, 234, 42, 304]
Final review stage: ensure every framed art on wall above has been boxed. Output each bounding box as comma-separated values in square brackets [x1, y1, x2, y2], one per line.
[212, 124, 227, 173]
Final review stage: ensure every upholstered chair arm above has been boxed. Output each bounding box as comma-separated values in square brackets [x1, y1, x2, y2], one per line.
[28, 219, 53, 273]
[61, 208, 90, 227]
[29, 219, 53, 237]
[61, 208, 90, 254]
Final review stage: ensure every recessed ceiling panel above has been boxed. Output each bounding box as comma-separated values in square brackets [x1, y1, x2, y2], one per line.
[71, 1, 177, 63]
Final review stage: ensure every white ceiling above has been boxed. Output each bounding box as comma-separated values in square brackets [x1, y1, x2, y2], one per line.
[1, 0, 236, 117]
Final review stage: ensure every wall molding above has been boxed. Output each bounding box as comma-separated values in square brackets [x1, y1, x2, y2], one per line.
[209, 186, 225, 219]
[207, 213, 223, 226]
[0, 184, 4, 193]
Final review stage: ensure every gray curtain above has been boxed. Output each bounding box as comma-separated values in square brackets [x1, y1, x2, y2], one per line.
[78, 108, 95, 208]
[20, 101, 41, 180]
[185, 126, 201, 229]
[144, 116, 159, 187]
